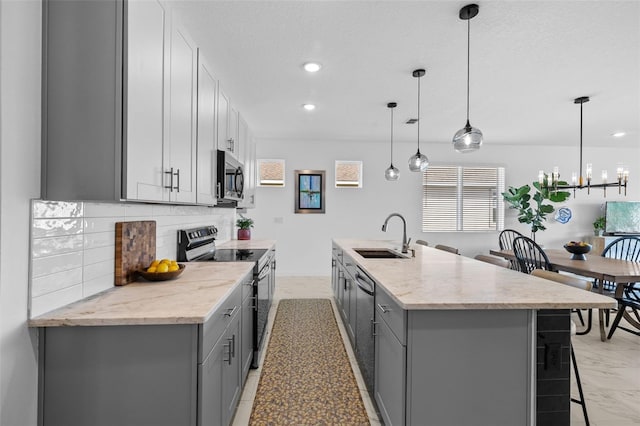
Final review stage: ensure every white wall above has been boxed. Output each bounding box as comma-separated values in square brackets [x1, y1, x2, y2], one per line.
[0, 1, 41, 424]
[253, 138, 639, 276]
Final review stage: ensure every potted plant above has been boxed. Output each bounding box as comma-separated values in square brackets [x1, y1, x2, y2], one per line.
[502, 180, 570, 241]
[593, 216, 606, 236]
[236, 216, 254, 240]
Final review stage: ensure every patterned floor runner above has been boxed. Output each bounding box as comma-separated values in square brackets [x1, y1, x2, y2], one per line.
[249, 298, 370, 425]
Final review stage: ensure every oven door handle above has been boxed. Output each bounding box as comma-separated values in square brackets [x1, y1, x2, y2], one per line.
[355, 272, 375, 296]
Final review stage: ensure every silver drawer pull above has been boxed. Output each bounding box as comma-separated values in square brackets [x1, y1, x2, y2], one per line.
[377, 303, 390, 313]
[223, 306, 238, 317]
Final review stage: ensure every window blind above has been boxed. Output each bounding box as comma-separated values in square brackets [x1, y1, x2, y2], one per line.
[422, 165, 504, 232]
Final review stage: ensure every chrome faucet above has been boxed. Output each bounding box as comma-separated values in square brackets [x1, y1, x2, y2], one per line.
[382, 213, 411, 253]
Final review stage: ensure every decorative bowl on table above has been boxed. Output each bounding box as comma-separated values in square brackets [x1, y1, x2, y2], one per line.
[137, 263, 185, 282]
[563, 242, 592, 260]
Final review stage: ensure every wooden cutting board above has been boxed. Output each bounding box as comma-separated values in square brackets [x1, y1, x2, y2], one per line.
[115, 221, 156, 286]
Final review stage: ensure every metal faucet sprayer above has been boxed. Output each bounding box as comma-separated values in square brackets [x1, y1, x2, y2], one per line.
[382, 213, 411, 253]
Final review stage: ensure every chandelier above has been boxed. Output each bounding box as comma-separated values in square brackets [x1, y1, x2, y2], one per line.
[539, 96, 629, 197]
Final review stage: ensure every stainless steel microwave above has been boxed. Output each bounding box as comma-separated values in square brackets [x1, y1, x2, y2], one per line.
[217, 150, 244, 203]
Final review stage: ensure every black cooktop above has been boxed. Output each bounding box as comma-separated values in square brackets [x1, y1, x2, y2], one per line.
[201, 248, 268, 263]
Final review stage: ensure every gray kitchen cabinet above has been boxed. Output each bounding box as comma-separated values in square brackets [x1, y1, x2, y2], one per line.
[42, 0, 200, 204]
[374, 286, 406, 426]
[240, 274, 254, 385]
[38, 277, 249, 426]
[341, 254, 357, 346]
[196, 54, 218, 206]
[217, 87, 236, 157]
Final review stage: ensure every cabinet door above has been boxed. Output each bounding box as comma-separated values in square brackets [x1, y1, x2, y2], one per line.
[217, 87, 230, 153]
[375, 318, 406, 426]
[228, 106, 239, 157]
[196, 55, 218, 206]
[125, 0, 167, 202]
[199, 338, 225, 426]
[237, 115, 256, 208]
[241, 289, 254, 385]
[222, 314, 242, 426]
[166, 16, 197, 203]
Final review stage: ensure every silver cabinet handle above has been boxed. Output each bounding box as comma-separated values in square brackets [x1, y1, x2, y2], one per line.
[231, 334, 236, 359]
[371, 319, 378, 337]
[223, 341, 232, 364]
[377, 303, 390, 313]
[223, 306, 238, 317]
[164, 167, 174, 191]
[345, 262, 353, 267]
[216, 182, 221, 198]
[174, 168, 180, 192]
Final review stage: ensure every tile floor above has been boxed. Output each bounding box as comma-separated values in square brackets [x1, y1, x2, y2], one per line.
[233, 277, 640, 426]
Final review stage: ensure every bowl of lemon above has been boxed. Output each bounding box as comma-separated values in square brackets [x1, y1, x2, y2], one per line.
[563, 241, 592, 260]
[137, 259, 185, 282]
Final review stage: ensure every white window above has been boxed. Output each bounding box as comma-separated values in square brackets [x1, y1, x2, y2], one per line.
[422, 165, 505, 232]
[257, 159, 285, 187]
[335, 160, 362, 188]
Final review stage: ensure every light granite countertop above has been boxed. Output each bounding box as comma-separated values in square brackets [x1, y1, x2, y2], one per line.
[334, 239, 616, 310]
[217, 239, 276, 250]
[29, 240, 276, 328]
[29, 261, 255, 327]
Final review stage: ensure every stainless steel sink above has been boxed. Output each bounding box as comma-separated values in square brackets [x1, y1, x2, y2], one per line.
[354, 248, 408, 259]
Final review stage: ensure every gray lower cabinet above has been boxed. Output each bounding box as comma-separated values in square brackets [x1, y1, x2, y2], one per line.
[240, 277, 254, 386]
[375, 316, 406, 426]
[38, 279, 249, 426]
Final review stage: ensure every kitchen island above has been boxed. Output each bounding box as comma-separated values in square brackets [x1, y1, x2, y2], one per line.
[332, 239, 615, 426]
[29, 240, 276, 426]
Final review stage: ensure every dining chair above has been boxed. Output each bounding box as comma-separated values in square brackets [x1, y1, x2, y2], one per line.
[607, 282, 640, 339]
[512, 236, 551, 274]
[435, 244, 459, 255]
[416, 240, 429, 247]
[597, 236, 640, 327]
[474, 254, 509, 268]
[498, 229, 524, 270]
[531, 269, 592, 426]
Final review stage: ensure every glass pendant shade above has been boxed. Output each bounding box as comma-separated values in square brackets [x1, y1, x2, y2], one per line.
[453, 4, 483, 153]
[453, 121, 483, 153]
[408, 150, 429, 172]
[385, 102, 400, 181]
[385, 164, 400, 181]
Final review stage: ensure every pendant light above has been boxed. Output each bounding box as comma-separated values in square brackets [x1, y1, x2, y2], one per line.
[452, 4, 483, 153]
[385, 102, 400, 181]
[408, 69, 429, 172]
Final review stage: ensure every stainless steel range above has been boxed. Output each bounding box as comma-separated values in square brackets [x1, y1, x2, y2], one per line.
[177, 225, 275, 368]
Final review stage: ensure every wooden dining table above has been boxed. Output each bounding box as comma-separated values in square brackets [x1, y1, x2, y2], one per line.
[490, 248, 640, 341]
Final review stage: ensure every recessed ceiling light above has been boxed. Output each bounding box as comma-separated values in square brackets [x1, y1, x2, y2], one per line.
[303, 62, 321, 73]
[612, 132, 626, 138]
[302, 104, 316, 111]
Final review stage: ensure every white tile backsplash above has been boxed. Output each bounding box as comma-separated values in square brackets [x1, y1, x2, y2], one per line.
[29, 199, 236, 318]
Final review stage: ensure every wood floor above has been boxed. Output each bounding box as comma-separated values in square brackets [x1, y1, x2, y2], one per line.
[233, 277, 640, 426]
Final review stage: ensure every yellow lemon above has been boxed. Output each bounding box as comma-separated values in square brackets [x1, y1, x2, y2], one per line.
[156, 263, 169, 273]
[160, 258, 171, 265]
[168, 264, 179, 272]
[146, 266, 157, 273]
[170, 260, 178, 266]
[150, 259, 160, 267]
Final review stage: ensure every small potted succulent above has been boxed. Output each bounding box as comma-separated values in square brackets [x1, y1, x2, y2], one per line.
[593, 216, 606, 236]
[236, 216, 254, 240]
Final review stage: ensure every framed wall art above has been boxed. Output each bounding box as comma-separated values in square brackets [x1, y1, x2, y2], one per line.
[294, 170, 325, 214]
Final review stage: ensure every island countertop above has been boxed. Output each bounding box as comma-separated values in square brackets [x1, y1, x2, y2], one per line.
[333, 239, 616, 310]
[28, 262, 255, 327]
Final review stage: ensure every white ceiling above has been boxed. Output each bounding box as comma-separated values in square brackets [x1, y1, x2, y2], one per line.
[171, 0, 640, 149]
